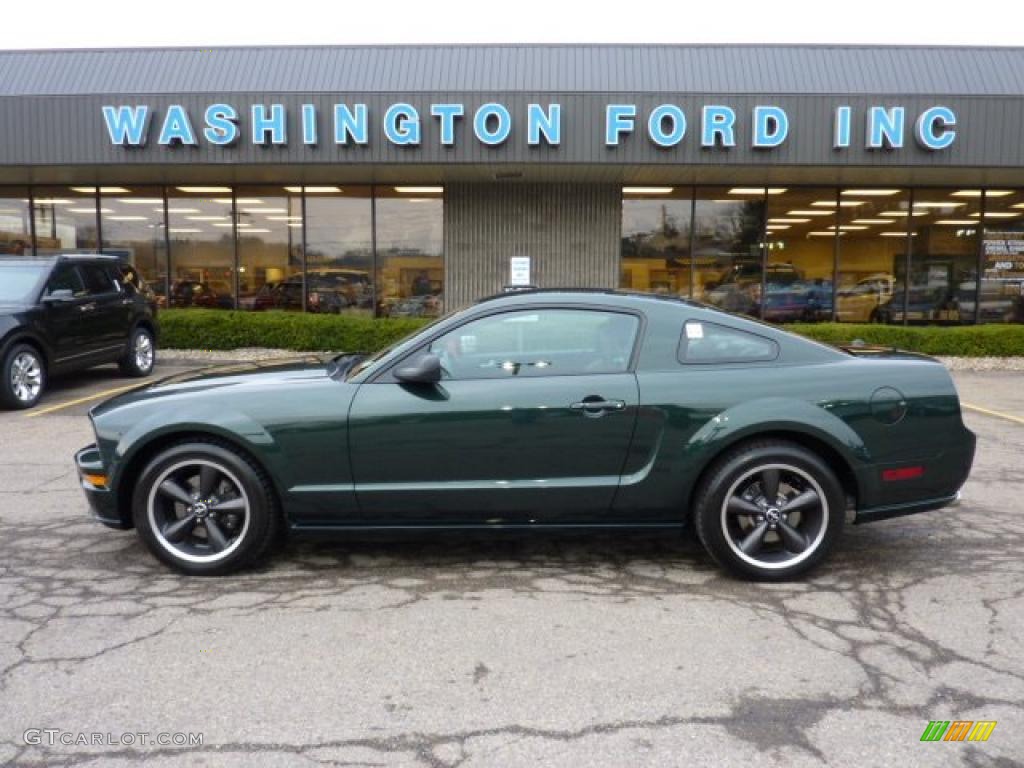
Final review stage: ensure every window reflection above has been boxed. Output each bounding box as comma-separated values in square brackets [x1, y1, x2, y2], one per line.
[620, 189, 693, 296]
[33, 186, 98, 254]
[376, 187, 444, 318]
[235, 187, 303, 312]
[763, 188, 837, 323]
[694, 187, 766, 318]
[906, 189, 980, 325]
[0, 189, 32, 255]
[976, 190, 1024, 324]
[99, 186, 167, 300]
[302, 187, 374, 316]
[166, 187, 236, 309]
[835, 189, 910, 323]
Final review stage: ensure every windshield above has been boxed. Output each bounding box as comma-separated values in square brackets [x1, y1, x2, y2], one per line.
[344, 311, 458, 381]
[0, 265, 47, 303]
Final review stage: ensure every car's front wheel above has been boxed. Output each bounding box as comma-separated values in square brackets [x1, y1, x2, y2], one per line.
[119, 326, 156, 377]
[1, 343, 46, 410]
[132, 441, 281, 575]
[694, 440, 845, 580]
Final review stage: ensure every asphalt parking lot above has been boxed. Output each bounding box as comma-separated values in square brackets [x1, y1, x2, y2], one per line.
[1, 362, 1022, 767]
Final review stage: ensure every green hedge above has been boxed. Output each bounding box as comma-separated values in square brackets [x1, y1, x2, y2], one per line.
[159, 309, 431, 352]
[789, 322, 1024, 357]
[158, 310, 1024, 357]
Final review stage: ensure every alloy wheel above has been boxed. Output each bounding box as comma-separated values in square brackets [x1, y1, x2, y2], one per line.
[720, 463, 829, 571]
[134, 332, 154, 372]
[147, 459, 251, 564]
[10, 352, 42, 403]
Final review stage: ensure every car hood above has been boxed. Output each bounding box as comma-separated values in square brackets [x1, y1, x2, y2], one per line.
[90, 356, 331, 417]
[0, 303, 29, 315]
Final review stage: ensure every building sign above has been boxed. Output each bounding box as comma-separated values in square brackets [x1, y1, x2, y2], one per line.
[509, 256, 532, 286]
[101, 103, 957, 152]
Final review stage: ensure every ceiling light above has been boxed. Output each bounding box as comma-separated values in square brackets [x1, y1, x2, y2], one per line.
[852, 219, 891, 225]
[828, 225, 868, 231]
[935, 219, 979, 225]
[728, 187, 786, 195]
[209, 197, 264, 205]
[787, 210, 834, 216]
[266, 216, 303, 221]
[951, 190, 1013, 198]
[879, 232, 917, 237]
[841, 189, 901, 196]
[168, 228, 202, 234]
[117, 198, 164, 205]
[33, 198, 74, 205]
[244, 208, 288, 214]
[808, 231, 841, 237]
[394, 186, 443, 194]
[70, 186, 132, 194]
[768, 218, 811, 224]
[186, 216, 227, 221]
[68, 207, 106, 214]
[241, 228, 271, 233]
[811, 200, 865, 207]
[164, 207, 200, 213]
[212, 223, 235, 228]
[623, 187, 674, 195]
[913, 201, 966, 208]
[287, 223, 303, 228]
[766, 225, 790, 230]
[175, 186, 232, 193]
[106, 215, 148, 221]
[283, 186, 342, 193]
[969, 211, 1020, 218]
[880, 211, 926, 217]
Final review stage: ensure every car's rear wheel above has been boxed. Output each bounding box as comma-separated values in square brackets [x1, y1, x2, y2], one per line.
[132, 441, 281, 575]
[119, 326, 156, 377]
[694, 440, 844, 580]
[1, 344, 46, 410]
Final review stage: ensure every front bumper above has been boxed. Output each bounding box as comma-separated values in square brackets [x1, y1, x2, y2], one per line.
[75, 444, 130, 529]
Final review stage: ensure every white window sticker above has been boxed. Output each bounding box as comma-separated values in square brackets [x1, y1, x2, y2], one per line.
[686, 322, 704, 339]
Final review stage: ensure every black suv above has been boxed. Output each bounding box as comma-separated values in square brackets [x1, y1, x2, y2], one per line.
[0, 255, 159, 410]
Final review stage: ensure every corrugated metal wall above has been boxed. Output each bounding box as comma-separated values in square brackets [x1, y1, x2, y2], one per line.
[444, 183, 621, 308]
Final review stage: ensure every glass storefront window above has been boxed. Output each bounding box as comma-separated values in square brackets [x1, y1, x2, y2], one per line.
[835, 188, 910, 323]
[977, 189, 1024, 324]
[0, 189, 32, 255]
[375, 186, 444, 318]
[234, 186, 303, 312]
[33, 186, 98, 254]
[99, 186, 167, 301]
[166, 187, 236, 309]
[908, 189, 980, 325]
[620, 188, 693, 297]
[763, 188, 837, 323]
[693, 187, 767, 318]
[302, 187, 374, 315]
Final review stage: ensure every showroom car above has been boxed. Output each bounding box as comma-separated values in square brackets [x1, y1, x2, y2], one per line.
[75, 289, 975, 580]
[0, 254, 159, 409]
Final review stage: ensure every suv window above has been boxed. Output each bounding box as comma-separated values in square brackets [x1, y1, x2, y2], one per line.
[678, 320, 779, 364]
[79, 263, 116, 295]
[45, 266, 87, 298]
[427, 309, 639, 380]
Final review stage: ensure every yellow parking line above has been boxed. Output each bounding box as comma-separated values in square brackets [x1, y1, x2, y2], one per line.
[25, 383, 145, 419]
[962, 402, 1024, 427]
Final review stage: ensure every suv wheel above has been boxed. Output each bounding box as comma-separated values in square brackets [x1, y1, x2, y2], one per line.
[120, 327, 156, 377]
[1, 344, 46, 410]
[694, 440, 845, 581]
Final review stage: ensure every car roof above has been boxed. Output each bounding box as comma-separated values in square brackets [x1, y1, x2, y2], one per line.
[476, 287, 705, 309]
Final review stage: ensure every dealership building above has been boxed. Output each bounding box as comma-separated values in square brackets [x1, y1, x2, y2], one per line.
[0, 44, 1022, 323]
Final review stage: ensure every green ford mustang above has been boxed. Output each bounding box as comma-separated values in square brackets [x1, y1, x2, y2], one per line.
[76, 290, 975, 579]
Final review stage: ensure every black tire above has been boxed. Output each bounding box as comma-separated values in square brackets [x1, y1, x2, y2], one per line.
[119, 326, 156, 377]
[693, 440, 845, 581]
[1, 343, 46, 410]
[132, 440, 282, 576]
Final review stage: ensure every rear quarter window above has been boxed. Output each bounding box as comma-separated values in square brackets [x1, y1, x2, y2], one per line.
[678, 320, 779, 364]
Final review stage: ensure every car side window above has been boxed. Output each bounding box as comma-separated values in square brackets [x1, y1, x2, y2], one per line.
[45, 266, 87, 298]
[678, 320, 779, 364]
[79, 264, 116, 295]
[427, 309, 640, 380]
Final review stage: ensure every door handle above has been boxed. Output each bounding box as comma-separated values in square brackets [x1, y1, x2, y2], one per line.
[570, 397, 626, 415]
[78, 302, 97, 313]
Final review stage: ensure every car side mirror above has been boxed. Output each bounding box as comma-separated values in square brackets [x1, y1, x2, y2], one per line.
[394, 353, 442, 385]
[43, 289, 74, 303]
